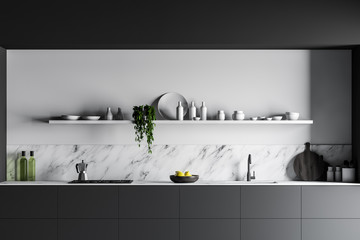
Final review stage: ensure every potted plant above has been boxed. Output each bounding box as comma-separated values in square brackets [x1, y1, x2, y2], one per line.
[132, 105, 156, 153]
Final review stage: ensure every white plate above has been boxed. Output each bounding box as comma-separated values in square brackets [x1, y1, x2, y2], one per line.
[158, 92, 188, 120]
[61, 115, 80, 120]
[81, 116, 101, 120]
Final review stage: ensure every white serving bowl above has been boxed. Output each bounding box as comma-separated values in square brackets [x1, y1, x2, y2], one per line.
[286, 112, 300, 120]
[61, 115, 80, 120]
[272, 116, 283, 121]
[82, 116, 101, 120]
[250, 117, 258, 121]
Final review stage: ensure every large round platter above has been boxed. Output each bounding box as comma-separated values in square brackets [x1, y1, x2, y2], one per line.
[158, 92, 188, 120]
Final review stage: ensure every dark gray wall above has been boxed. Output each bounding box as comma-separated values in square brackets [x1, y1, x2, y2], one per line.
[0, 0, 360, 48]
[353, 46, 360, 181]
[0, 47, 6, 181]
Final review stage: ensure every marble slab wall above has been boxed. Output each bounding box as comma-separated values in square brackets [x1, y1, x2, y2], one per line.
[7, 144, 351, 181]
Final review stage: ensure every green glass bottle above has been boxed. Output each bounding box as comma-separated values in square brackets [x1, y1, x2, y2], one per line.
[15, 152, 23, 181]
[19, 151, 27, 181]
[28, 151, 35, 181]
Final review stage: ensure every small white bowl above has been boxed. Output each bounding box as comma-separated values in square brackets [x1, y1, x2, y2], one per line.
[266, 117, 272, 121]
[286, 112, 300, 120]
[250, 117, 258, 121]
[273, 116, 283, 121]
[82, 116, 101, 120]
[61, 115, 80, 120]
[194, 117, 201, 121]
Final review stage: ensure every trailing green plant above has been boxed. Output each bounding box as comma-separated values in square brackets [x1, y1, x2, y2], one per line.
[132, 105, 156, 153]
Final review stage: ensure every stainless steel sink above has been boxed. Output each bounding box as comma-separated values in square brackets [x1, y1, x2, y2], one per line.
[241, 180, 278, 184]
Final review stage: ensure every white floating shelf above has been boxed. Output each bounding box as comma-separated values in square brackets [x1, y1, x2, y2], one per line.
[49, 120, 313, 125]
[49, 120, 133, 125]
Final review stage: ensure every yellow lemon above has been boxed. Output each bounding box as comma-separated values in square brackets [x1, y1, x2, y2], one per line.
[175, 171, 185, 177]
[184, 171, 192, 176]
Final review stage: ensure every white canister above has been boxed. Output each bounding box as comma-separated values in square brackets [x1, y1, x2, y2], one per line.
[189, 101, 197, 120]
[342, 168, 355, 183]
[218, 110, 225, 120]
[233, 111, 245, 120]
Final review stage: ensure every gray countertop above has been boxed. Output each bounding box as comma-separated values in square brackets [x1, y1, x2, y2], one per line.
[0, 180, 359, 186]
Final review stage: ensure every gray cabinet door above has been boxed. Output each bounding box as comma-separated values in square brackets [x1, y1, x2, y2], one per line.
[180, 186, 240, 218]
[241, 219, 301, 240]
[119, 186, 179, 218]
[58, 186, 118, 218]
[119, 219, 179, 240]
[302, 186, 360, 218]
[0, 186, 57, 218]
[303, 219, 360, 240]
[241, 186, 301, 218]
[180, 219, 240, 240]
[0, 219, 57, 240]
[59, 219, 118, 240]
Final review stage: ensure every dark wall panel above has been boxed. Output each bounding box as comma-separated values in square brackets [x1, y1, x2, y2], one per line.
[0, 47, 5, 181]
[353, 46, 360, 181]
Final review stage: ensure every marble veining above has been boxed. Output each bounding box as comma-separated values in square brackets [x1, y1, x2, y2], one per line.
[7, 144, 351, 181]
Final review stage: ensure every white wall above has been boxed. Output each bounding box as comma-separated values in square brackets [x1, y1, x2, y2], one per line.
[6, 50, 351, 144]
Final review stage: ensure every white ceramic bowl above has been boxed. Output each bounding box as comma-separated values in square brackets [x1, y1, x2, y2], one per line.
[272, 116, 282, 121]
[266, 117, 272, 121]
[82, 116, 101, 120]
[286, 112, 300, 120]
[61, 115, 80, 120]
[250, 117, 258, 121]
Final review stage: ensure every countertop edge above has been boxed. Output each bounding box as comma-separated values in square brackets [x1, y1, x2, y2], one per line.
[1, 181, 359, 186]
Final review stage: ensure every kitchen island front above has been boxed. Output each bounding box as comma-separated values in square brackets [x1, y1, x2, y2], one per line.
[0, 182, 359, 240]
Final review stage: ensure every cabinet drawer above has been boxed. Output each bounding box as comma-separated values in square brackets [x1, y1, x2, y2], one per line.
[0, 219, 57, 240]
[303, 219, 360, 240]
[59, 219, 118, 240]
[241, 186, 301, 218]
[119, 219, 179, 240]
[58, 186, 118, 218]
[0, 186, 57, 218]
[241, 219, 301, 240]
[302, 186, 360, 218]
[119, 186, 179, 218]
[180, 219, 240, 240]
[180, 186, 240, 218]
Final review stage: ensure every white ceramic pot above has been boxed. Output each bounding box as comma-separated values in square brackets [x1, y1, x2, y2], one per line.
[233, 111, 245, 120]
[218, 110, 225, 120]
[286, 112, 300, 120]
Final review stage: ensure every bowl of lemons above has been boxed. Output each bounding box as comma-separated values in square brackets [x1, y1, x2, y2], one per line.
[170, 171, 199, 183]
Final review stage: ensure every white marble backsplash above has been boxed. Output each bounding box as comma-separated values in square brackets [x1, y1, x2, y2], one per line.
[7, 144, 351, 181]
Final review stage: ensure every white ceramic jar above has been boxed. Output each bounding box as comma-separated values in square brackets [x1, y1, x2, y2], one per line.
[105, 107, 113, 120]
[233, 111, 245, 120]
[218, 110, 225, 120]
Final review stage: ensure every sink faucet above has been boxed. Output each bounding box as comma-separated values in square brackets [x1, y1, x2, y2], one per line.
[247, 154, 256, 181]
